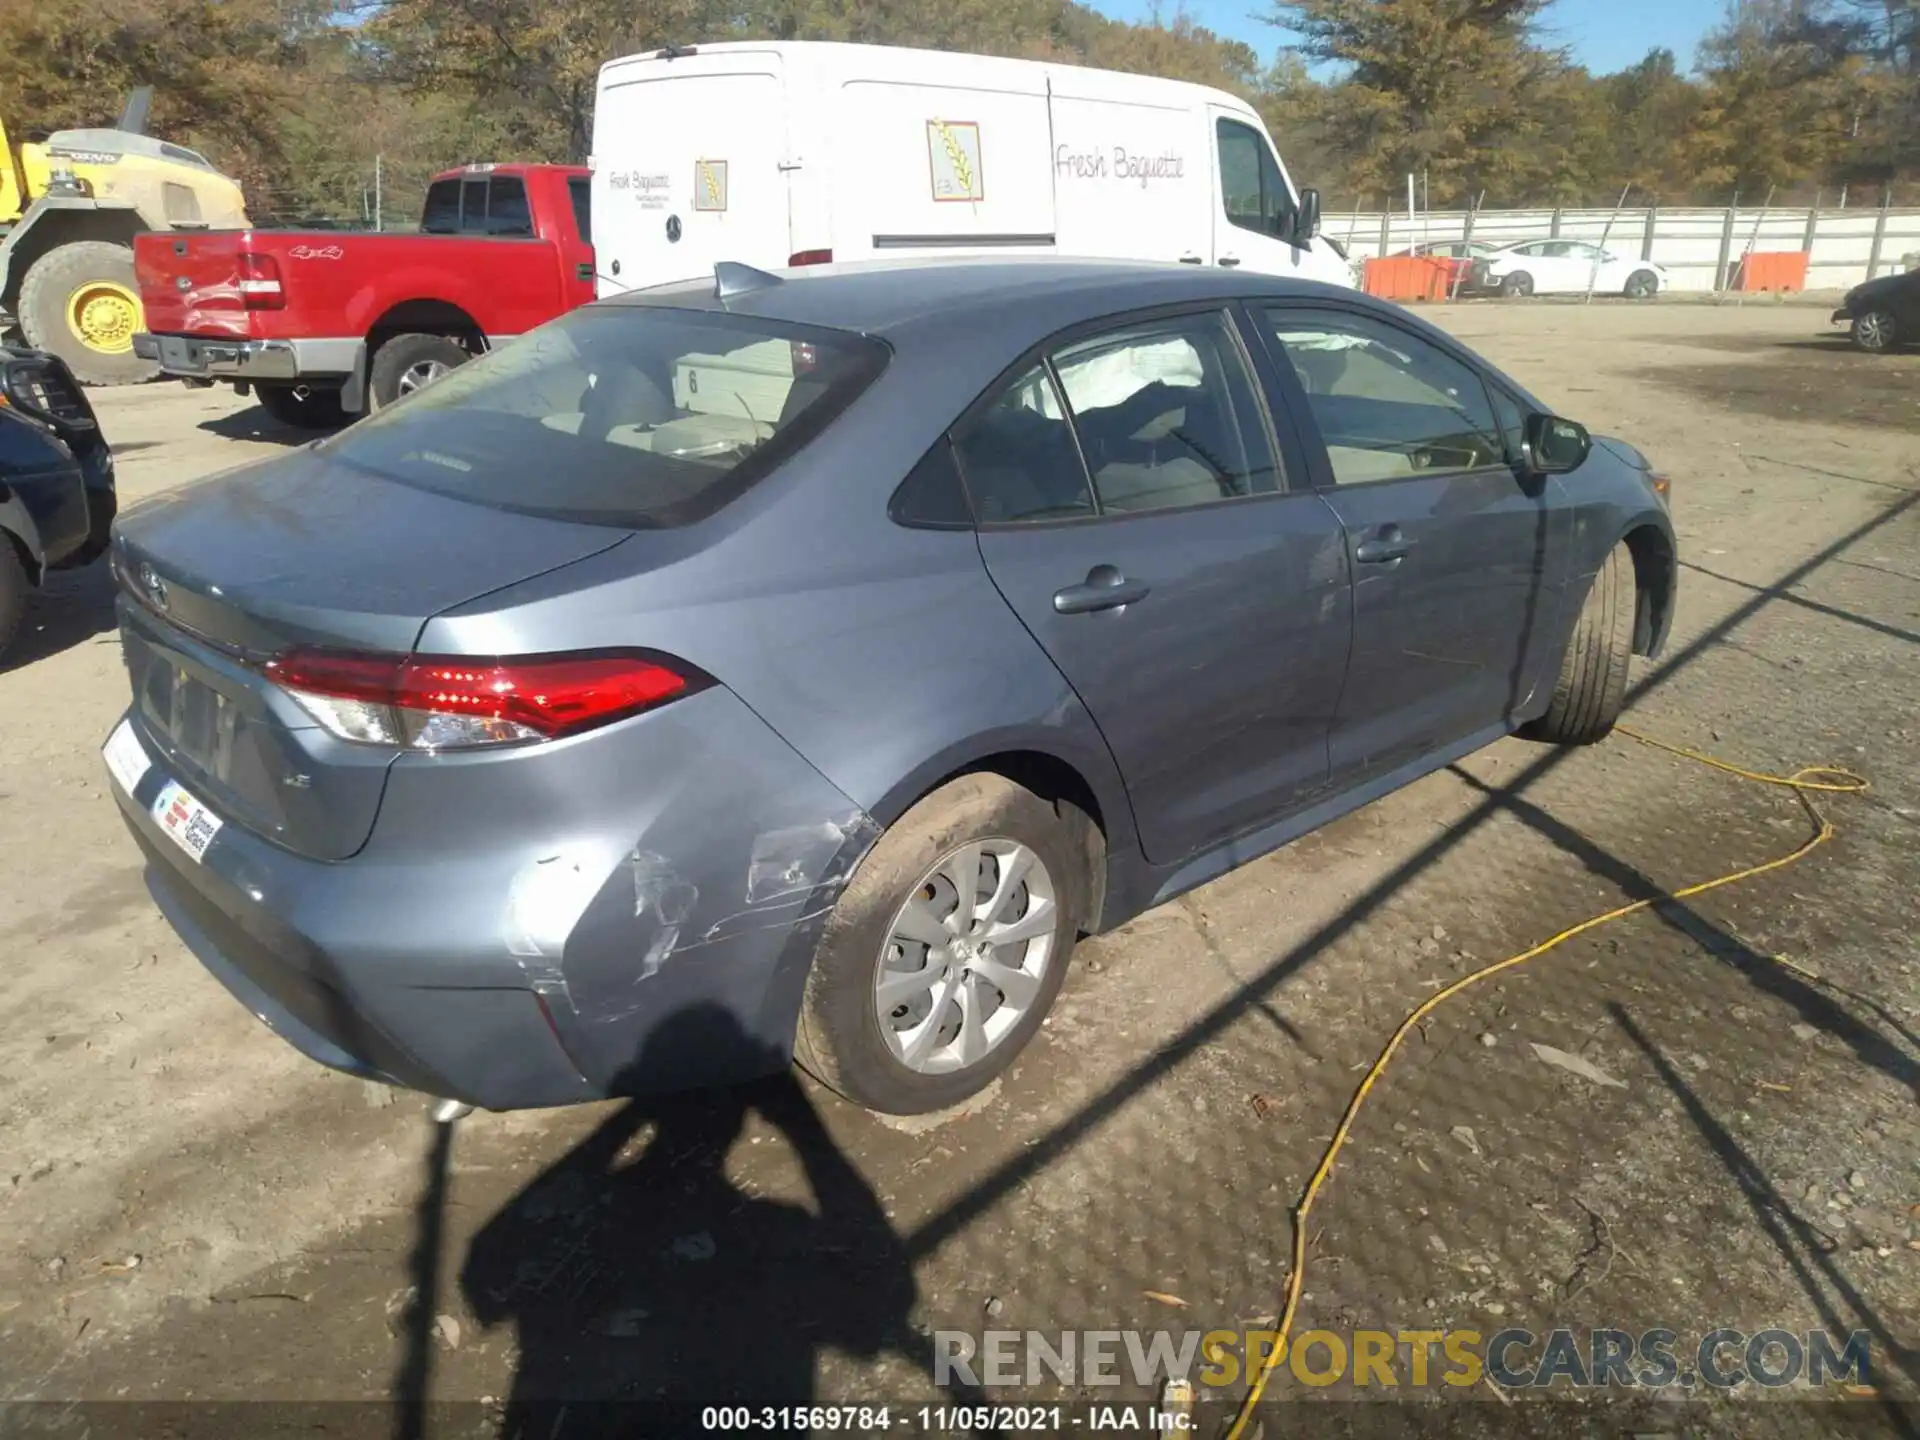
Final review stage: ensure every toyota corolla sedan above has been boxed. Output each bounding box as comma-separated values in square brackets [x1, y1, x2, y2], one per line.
[102, 259, 1675, 1116]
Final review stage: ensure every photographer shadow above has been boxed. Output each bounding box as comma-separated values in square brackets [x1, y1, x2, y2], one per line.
[460, 1004, 921, 1433]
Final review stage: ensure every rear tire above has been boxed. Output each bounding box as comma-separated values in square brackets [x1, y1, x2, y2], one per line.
[0, 537, 30, 663]
[794, 774, 1088, 1115]
[1522, 543, 1635, 746]
[256, 383, 347, 430]
[1851, 310, 1898, 353]
[1503, 271, 1534, 298]
[367, 333, 469, 412]
[17, 241, 160, 387]
[1623, 269, 1658, 300]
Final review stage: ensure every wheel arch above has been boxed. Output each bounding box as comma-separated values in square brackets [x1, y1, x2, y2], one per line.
[865, 742, 1127, 936]
[365, 297, 485, 353]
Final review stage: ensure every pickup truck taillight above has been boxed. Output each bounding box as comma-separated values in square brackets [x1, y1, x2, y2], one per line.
[237, 251, 285, 310]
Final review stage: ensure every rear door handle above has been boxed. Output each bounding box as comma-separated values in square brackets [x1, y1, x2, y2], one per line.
[1178, 253, 1204, 265]
[1354, 528, 1410, 565]
[1217, 256, 1241, 268]
[1053, 564, 1150, 615]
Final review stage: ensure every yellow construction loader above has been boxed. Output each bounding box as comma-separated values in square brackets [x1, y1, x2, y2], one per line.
[1, 88, 249, 385]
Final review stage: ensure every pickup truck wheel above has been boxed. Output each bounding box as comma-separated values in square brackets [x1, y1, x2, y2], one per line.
[368, 334, 469, 411]
[17, 242, 162, 387]
[0, 538, 29, 663]
[257, 384, 348, 430]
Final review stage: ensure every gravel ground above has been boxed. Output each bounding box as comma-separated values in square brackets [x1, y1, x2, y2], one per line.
[1, 298, 1916, 1433]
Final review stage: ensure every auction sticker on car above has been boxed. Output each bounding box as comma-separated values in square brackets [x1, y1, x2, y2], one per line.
[102, 719, 152, 796]
[152, 780, 223, 863]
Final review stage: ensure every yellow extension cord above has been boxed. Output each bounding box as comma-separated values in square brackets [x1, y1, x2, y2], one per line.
[1224, 725, 1870, 1439]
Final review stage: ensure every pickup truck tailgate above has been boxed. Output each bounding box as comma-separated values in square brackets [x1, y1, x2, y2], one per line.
[134, 231, 256, 339]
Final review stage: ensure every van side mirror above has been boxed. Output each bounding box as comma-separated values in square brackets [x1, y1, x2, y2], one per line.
[1524, 413, 1591, 474]
[1294, 187, 1321, 244]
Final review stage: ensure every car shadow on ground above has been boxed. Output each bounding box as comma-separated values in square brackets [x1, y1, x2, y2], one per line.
[195, 405, 331, 447]
[1, 558, 117, 676]
[392, 1004, 981, 1437]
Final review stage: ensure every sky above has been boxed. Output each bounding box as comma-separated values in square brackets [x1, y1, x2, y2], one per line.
[1091, 0, 1725, 77]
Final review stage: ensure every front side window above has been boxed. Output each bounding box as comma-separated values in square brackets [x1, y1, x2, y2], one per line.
[321, 309, 888, 528]
[1263, 310, 1506, 485]
[1216, 119, 1295, 241]
[1050, 312, 1279, 513]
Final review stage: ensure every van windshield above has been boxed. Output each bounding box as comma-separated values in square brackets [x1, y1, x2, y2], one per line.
[321, 307, 889, 529]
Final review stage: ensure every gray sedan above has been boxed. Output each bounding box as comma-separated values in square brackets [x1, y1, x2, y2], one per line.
[102, 259, 1675, 1115]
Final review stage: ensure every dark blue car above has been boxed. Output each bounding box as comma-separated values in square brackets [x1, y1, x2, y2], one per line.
[103, 260, 1675, 1115]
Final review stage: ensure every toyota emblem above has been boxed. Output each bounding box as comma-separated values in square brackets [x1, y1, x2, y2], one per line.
[139, 562, 169, 611]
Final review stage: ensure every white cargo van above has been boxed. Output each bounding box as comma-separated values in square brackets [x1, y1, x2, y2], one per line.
[590, 41, 1353, 294]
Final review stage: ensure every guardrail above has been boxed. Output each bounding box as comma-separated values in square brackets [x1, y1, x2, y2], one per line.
[1328, 203, 1920, 292]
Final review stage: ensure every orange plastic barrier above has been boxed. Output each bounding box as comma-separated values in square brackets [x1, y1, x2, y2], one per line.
[1362, 256, 1454, 302]
[1732, 251, 1810, 292]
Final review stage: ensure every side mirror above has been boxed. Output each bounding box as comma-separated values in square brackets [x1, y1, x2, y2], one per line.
[1293, 187, 1321, 244]
[1524, 413, 1591, 474]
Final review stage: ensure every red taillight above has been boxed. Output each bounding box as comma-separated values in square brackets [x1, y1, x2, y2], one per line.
[237, 251, 284, 310]
[787, 249, 832, 267]
[260, 649, 694, 750]
[791, 340, 819, 375]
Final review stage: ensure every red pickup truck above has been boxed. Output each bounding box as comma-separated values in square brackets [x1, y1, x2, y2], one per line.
[132, 163, 593, 427]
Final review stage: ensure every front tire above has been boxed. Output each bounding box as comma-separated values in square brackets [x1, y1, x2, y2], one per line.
[1523, 543, 1635, 746]
[1851, 310, 1898, 353]
[795, 774, 1087, 1114]
[17, 241, 160, 387]
[1502, 271, 1534, 298]
[367, 333, 469, 412]
[256, 383, 348, 430]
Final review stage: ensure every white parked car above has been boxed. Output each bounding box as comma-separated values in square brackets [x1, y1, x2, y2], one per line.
[1478, 240, 1666, 299]
[590, 41, 1356, 294]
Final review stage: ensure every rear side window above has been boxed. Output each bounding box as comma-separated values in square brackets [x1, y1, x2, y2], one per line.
[953, 365, 1094, 524]
[321, 308, 889, 529]
[487, 177, 533, 236]
[569, 177, 592, 242]
[1050, 312, 1279, 512]
[420, 180, 460, 234]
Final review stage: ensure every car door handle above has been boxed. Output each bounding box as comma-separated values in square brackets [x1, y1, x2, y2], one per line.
[1053, 565, 1150, 615]
[1178, 253, 1204, 265]
[1354, 529, 1410, 565]
[1217, 256, 1241, 268]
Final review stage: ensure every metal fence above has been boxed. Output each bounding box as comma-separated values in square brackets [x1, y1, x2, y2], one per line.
[1327, 203, 1920, 291]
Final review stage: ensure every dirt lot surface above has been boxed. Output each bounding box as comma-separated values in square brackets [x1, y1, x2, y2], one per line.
[2, 301, 1917, 1433]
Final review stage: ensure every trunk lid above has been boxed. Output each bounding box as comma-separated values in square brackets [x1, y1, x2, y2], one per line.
[112, 448, 630, 860]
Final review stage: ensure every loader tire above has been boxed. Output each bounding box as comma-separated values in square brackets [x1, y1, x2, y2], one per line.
[18, 242, 160, 386]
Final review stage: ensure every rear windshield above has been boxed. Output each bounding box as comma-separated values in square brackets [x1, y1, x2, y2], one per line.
[321, 307, 889, 528]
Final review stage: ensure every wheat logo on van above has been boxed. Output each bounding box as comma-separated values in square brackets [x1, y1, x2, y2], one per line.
[694, 159, 729, 213]
[926, 120, 985, 203]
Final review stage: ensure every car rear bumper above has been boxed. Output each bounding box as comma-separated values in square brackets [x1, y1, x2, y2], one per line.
[133, 333, 363, 383]
[106, 687, 881, 1110]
